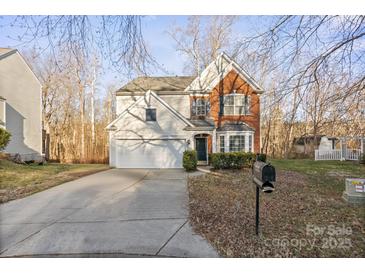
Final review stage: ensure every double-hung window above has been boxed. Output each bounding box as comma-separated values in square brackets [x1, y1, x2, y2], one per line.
[196, 99, 206, 115]
[229, 135, 245, 152]
[217, 133, 254, 152]
[223, 94, 251, 115]
[192, 98, 209, 116]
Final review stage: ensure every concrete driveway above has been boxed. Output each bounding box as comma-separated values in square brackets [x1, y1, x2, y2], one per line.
[0, 169, 218, 257]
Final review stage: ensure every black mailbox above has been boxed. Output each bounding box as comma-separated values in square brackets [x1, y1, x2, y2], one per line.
[253, 161, 276, 193]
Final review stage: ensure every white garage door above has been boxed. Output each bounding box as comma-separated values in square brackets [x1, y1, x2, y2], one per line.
[115, 139, 186, 168]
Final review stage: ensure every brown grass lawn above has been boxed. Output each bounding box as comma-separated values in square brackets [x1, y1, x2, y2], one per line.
[188, 160, 365, 257]
[0, 160, 109, 203]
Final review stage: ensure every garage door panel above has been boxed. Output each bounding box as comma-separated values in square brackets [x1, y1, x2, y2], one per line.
[116, 139, 185, 168]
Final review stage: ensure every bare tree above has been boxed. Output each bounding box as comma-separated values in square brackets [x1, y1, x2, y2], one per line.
[0, 16, 155, 74]
[236, 16, 365, 101]
[168, 16, 238, 75]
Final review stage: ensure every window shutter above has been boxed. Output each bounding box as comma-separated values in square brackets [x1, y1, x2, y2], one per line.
[219, 96, 224, 116]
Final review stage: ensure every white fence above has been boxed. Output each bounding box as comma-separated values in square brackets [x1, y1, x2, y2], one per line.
[315, 149, 361, 161]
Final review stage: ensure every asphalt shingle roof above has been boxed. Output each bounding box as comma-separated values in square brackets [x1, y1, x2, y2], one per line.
[188, 119, 215, 127]
[217, 122, 254, 132]
[116, 76, 195, 93]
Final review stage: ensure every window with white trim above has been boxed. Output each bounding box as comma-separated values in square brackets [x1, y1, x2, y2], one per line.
[223, 94, 251, 115]
[219, 135, 225, 153]
[248, 134, 252, 152]
[229, 135, 245, 152]
[217, 132, 254, 153]
[145, 108, 156, 121]
[192, 98, 210, 116]
[196, 99, 206, 115]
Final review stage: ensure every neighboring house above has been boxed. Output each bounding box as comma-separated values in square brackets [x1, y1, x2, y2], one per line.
[0, 48, 43, 161]
[292, 135, 327, 156]
[107, 53, 265, 168]
[315, 136, 364, 161]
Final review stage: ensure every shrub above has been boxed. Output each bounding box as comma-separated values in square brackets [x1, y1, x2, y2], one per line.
[360, 153, 365, 164]
[183, 150, 198, 171]
[0, 128, 11, 151]
[256, 153, 267, 162]
[210, 152, 254, 169]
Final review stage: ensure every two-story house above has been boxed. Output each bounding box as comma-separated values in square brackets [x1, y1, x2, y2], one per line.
[106, 53, 264, 168]
[0, 48, 43, 162]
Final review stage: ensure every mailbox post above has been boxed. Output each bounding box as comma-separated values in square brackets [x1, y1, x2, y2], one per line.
[252, 160, 276, 236]
[255, 184, 260, 235]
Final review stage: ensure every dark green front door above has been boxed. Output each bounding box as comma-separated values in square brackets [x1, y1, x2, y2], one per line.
[195, 138, 207, 162]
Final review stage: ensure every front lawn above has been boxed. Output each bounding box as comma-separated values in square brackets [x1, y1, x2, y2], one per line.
[0, 160, 109, 203]
[188, 159, 365, 257]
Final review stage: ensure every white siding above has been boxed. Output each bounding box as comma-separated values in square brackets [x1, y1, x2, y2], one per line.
[0, 99, 5, 128]
[159, 94, 190, 118]
[113, 95, 189, 139]
[0, 52, 42, 157]
[318, 137, 333, 151]
[110, 93, 195, 168]
[115, 139, 185, 168]
[116, 95, 141, 115]
[116, 94, 191, 118]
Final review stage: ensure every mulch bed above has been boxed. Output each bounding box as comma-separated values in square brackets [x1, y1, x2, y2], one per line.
[188, 168, 365, 257]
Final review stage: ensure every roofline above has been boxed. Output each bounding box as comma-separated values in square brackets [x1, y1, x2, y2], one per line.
[106, 90, 195, 130]
[0, 49, 42, 85]
[115, 75, 195, 95]
[0, 49, 17, 60]
[105, 96, 145, 130]
[216, 121, 256, 131]
[185, 52, 265, 94]
[116, 90, 191, 96]
[150, 90, 195, 127]
[221, 52, 264, 93]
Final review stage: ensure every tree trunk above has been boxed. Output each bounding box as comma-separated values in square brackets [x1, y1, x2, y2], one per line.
[79, 81, 85, 163]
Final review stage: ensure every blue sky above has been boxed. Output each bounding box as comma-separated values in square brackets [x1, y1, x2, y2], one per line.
[0, 16, 268, 97]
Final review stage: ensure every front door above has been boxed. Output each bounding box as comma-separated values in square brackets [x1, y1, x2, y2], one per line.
[195, 138, 207, 163]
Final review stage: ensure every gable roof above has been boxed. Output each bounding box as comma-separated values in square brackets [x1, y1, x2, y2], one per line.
[106, 90, 195, 130]
[116, 76, 195, 94]
[185, 52, 265, 94]
[0, 48, 41, 85]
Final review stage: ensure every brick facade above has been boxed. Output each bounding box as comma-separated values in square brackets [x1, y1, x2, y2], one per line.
[190, 69, 261, 153]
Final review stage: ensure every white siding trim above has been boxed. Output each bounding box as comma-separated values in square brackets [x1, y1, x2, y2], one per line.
[217, 131, 254, 153]
[185, 52, 265, 93]
[106, 90, 195, 130]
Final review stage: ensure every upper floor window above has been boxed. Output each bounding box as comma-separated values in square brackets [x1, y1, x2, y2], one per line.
[146, 108, 156, 121]
[192, 98, 210, 116]
[223, 94, 251, 115]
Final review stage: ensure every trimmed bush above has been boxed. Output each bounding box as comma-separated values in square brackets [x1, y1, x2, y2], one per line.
[210, 152, 255, 169]
[0, 128, 11, 151]
[256, 153, 267, 162]
[183, 150, 198, 171]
